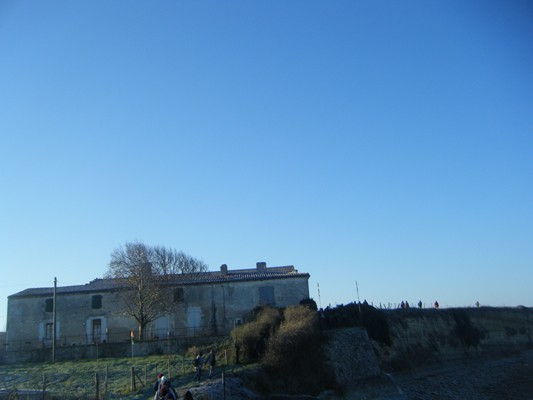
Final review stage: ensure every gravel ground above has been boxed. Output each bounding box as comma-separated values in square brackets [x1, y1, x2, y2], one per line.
[391, 348, 533, 400]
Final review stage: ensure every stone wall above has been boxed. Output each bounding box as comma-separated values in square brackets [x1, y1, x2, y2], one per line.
[3, 335, 219, 364]
[318, 307, 533, 398]
[322, 328, 382, 387]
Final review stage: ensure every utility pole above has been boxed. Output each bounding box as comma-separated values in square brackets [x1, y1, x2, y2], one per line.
[52, 277, 57, 363]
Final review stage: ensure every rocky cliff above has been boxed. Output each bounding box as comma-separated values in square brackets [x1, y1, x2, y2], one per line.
[315, 306, 533, 399]
[370, 306, 532, 371]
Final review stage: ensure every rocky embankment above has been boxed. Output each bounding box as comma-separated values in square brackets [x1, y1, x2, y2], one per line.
[392, 348, 533, 400]
[261, 306, 533, 400]
[186, 348, 533, 400]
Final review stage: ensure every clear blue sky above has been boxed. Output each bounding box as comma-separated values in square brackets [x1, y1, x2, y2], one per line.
[1, 1, 532, 330]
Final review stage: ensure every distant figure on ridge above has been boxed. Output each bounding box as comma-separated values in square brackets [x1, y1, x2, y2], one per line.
[434, 300, 439, 309]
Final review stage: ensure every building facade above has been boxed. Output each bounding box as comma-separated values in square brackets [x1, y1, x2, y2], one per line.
[6, 262, 310, 352]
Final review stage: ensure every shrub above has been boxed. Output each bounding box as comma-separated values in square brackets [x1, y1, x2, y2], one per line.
[452, 309, 485, 347]
[230, 306, 282, 363]
[320, 302, 391, 345]
[361, 305, 392, 346]
[299, 297, 318, 311]
[261, 306, 328, 395]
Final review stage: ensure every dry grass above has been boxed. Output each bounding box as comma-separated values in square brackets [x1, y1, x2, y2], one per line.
[0, 353, 239, 399]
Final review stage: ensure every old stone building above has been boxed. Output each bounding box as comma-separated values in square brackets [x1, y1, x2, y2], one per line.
[6, 262, 310, 352]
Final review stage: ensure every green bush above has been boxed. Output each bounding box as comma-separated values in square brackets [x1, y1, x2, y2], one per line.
[261, 306, 329, 395]
[230, 306, 282, 363]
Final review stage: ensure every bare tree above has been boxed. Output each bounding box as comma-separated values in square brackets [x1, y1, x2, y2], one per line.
[152, 245, 209, 275]
[105, 241, 208, 340]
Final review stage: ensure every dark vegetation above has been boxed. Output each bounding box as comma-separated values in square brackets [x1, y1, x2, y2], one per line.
[229, 301, 391, 396]
[319, 301, 392, 346]
[452, 308, 485, 347]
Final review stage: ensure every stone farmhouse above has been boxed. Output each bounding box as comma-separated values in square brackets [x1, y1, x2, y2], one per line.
[6, 262, 310, 354]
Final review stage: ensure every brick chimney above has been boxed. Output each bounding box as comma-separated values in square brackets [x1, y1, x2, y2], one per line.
[256, 262, 267, 272]
[220, 264, 228, 275]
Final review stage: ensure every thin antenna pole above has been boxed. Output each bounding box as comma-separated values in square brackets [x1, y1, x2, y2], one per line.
[317, 283, 322, 310]
[356, 281, 361, 313]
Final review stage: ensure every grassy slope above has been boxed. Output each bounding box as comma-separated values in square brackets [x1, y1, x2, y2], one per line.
[0, 355, 244, 400]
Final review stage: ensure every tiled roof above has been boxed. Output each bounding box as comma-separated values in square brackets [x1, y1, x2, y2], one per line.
[9, 265, 309, 298]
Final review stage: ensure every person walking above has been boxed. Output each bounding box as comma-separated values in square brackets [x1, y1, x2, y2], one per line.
[193, 353, 204, 382]
[153, 373, 164, 400]
[206, 349, 216, 378]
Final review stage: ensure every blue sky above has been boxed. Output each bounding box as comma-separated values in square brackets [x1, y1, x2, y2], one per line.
[1, 1, 532, 330]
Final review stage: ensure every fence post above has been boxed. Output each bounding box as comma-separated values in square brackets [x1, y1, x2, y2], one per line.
[167, 357, 170, 378]
[131, 366, 135, 391]
[41, 373, 47, 400]
[144, 365, 148, 387]
[94, 372, 100, 400]
[105, 365, 109, 395]
[222, 367, 226, 400]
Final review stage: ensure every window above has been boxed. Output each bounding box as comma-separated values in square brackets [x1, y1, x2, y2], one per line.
[45, 298, 53, 313]
[92, 295, 102, 309]
[45, 322, 53, 339]
[173, 288, 184, 303]
[259, 286, 275, 305]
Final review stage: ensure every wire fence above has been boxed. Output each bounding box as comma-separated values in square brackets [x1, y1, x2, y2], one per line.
[2, 333, 222, 366]
[6, 323, 229, 351]
[0, 354, 233, 400]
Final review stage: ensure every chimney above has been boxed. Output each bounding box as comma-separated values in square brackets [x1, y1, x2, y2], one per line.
[256, 262, 267, 272]
[141, 262, 153, 276]
[220, 264, 228, 275]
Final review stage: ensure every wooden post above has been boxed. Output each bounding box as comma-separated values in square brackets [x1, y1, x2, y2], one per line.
[131, 366, 136, 391]
[222, 368, 226, 400]
[42, 373, 47, 400]
[94, 372, 100, 400]
[105, 365, 109, 395]
[167, 357, 170, 379]
[144, 365, 148, 387]
[52, 277, 57, 363]
[130, 330, 134, 358]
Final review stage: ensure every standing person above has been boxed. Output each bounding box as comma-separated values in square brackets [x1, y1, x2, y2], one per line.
[193, 352, 204, 382]
[153, 373, 164, 400]
[161, 379, 177, 400]
[206, 349, 216, 378]
[154, 375, 176, 400]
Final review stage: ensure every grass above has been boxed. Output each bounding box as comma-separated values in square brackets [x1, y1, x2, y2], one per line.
[0, 354, 244, 400]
